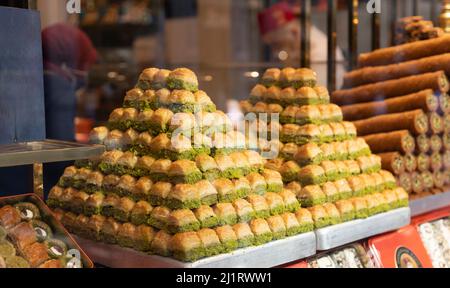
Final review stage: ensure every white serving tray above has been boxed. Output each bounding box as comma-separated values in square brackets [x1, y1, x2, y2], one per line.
[315, 207, 411, 251]
[410, 191, 450, 217]
[74, 231, 316, 268]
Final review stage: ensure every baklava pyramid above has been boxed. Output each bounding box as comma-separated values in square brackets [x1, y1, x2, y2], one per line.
[240, 67, 409, 229]
[48, 68, 314, 262]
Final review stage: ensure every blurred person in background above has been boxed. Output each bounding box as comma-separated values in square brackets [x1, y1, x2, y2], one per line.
[42, 23, 98, 193]
[258, 1, 346, 87]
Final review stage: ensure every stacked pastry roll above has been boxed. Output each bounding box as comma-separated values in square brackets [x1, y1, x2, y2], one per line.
[333, 33, 450, 199]
[241, 67, 409, 231]
[49, 67, 318, 263]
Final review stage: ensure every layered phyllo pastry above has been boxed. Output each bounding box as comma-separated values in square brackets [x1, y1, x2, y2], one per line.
[194, 90, 216, 112]
[47, 186, 64, 208]
[347, 175, 365, 197]
[279, 161, 301, 183]
[100, 217, 121, 244]
[114, 152, 138, 176]
[148, 181, 172, 206]
[279, 189, 301, 212]
[280, 87, 297, 105]
[85, 215, 105, 241]
[84, 192, 105, 216]
[149, 108, 174, 134]
[167, 183, 201, 209]
[278, 67, 296, 88]
[136, 67, 163, 90]
[322, 203, 342, 225]
[265, 192, 285, 215]
[279, 143, 298, 161]
[262, 169, 283, 193]
[342, 122, 357, 139]
[299, 165, 326, 186]
[319, 143, 337, 161]
[334, 199, 355, 222]
[197, 228, 222, 256]
[167, 209, 201, 234]
[89, 126, 109, 145]
[246, 194, 270, 218]
[334, 179, 353, 201]
[328, 123, 346, 142]
[168, 160, 202, 184]
[149, 159, 172, 182]
[294, 143, 323, 166]
[213, 178, 237, 203]
[292, 68, 317, 89]
[133, 110, 155, 132]
[308, 205, 331, 229]
[215, 154, 239, 179]
[84, 171, 104, 194]
[9, 222, 37, 250]
[131, 133, 153, 156]
[117, 223, 138, 249]
[116, 175, 137, 198]
[357, 155, 381, 174]
[131, 177, 152, 202]
[169, 112, 196, 134]
[232, 223, 255, 248]
[130, 201, 153, 226]
[123, 87, 145, 109]
[213, 203, 238, 226]
[71, 191, 89, 215]
[379, 170, 397, 189]
[194, 205, 219, 229]
[151, 230, 172, 257]
[250, 218, 273, 245]
[344, 160, 361, 176]
[232, 199, 255, 223]
[320, 161, 339, 182]
[260, 68, 280, 87]
[321, 182, 339, 203]
[102, 174, 121, 195]
[194, 180, 217, 206]
[233, 177, 251, 199]
[148, 206, 171, 230]
[134, 225, 155, 252]
[294, 208, 315, 233]
[281, 212, 302, 236]
[101, 194, 121, 219]
[98, 150, 124, 174]
[194, 154, 218, 181]
[71, 167, 90, 189]
[350, 197, 369, 219]
[242, 150, 265, 172]
[266, 215, 287, 240]
[166, 90, 198, 113]
[22, 242, 49, 267]
[393, 187, 409, 208]
[113, 197, 135, 222]
[215, 225, 239, 253]
[167, 68, 199, 92]
[264, 86, 282, 103]
[246, 172, 267, 195]
[295, 87, 320, 106]
[58, 166, 77, 188]
[314, 86, 331, 103]
[298, 185, 326, 207]
[59, 188, 78, 211]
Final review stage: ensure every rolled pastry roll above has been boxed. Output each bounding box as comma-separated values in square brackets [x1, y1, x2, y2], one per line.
[260, 68, 281, 87]
[98, 150, 124, 174]
[308, 205, 331, 229]
[131, 177, 152, 202]
[298, 185, 326, 207]
[416, 153, 431, 172]
[439, 93, 450, 114]
[151, 230, 172, 257]
[430, 152, 443, 172]
[215, 225, 239, 253]
[89, 126, 109, 145]
[136, 67, 160, 90]
[443, 132, 450, 150]
[115, 152, 138, 176]
[148, 181, 172, 206]
[170, 231, 204, 262]
[84, 192, 105, 217]
[398, 173, 412, 194]
[403, 154, 417, 173]
[295, 87, 320, 105]
[433, 171, 446, 189]
[167, 183, 201, 210]
[278, 67, 296, 88]
[410, 172, 423, 194]
[197, 228, 222, 256]
[299, 165, 326, 186]
[430, 134, 443, 153]
[421, 171, 434, 191]
[250, 84, 267, 103]
[294, 208, 315, 233]
[363, 130, 415, 154]
[167, 68, 198, 92]
[377, 152, 405, 175]
[149, 159, 171, 182]
[415, 134, 430, 153]
[167, 209, 201, 234]
[195, 180, 218, 206]
[428, 112, 444, 134]
[148, 206, 171, 230]
[321, 182, 340, 203]
[249, 218, 273, 245]
[130, 200, 153, 226]
[353, 109, 429, 136]
[444, 150, 450, 170]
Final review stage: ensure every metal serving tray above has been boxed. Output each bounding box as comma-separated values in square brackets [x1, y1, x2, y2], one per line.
[315, 207, 411, 251]
[0, 194, 94, 268]
[0, 140, 104, 167]
[74, 232, 316, 268]
[410, 191, 450, 217]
